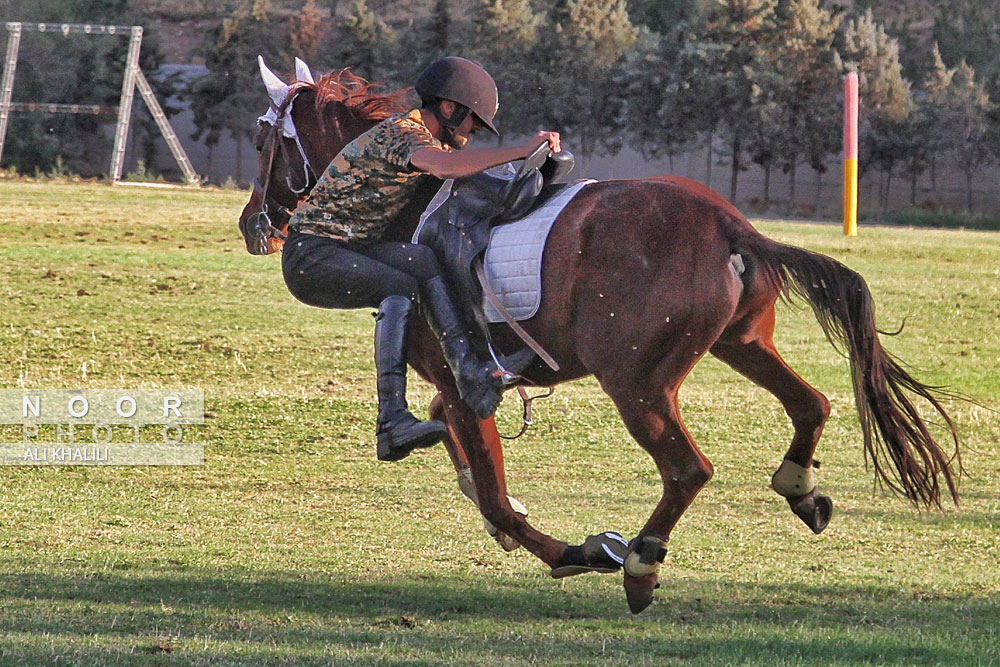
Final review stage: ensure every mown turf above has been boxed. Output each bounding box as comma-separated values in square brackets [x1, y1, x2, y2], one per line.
[1, 180, 998, 665]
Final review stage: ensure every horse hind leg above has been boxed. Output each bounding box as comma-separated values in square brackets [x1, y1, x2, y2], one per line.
[711, 314, 833, 534]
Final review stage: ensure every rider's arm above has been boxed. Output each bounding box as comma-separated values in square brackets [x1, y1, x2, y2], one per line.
[411, 131, 561, 180]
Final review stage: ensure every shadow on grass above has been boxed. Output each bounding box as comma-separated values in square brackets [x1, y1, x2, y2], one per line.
[1, 568, 998, 665]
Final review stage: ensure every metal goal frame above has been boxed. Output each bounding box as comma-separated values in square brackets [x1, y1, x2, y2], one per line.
[0, 22, 198, 185]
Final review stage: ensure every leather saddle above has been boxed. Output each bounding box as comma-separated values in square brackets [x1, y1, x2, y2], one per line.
[414, 145, 575, 370]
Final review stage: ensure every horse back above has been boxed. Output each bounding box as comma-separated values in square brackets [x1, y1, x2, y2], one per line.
[510, 177, 753, 384]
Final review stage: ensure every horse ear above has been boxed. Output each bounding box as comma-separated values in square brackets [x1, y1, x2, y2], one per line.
[294, 57, 315, 84]
[258, 55, 289, 106]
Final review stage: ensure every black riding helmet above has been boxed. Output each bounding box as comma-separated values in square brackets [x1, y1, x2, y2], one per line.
[414, 57, 500, 137]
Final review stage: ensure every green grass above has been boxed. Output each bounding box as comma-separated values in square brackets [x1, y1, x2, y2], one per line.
[882, 206, 1000, 232]
[1, 181, 999, 665]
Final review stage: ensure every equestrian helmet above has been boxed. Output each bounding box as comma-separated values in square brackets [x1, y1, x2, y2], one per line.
[414, 57, 500, 136]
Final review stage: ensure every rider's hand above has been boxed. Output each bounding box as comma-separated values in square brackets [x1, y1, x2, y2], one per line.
[528, 131, 561, 155]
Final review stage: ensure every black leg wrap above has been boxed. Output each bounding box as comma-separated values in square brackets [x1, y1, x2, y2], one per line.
[550, 532, 628, 579]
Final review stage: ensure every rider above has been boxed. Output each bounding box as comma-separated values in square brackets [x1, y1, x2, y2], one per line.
[281, 56, 561, 462]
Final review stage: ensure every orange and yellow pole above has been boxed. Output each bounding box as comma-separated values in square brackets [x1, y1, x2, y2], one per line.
[843, 72, 859, 236]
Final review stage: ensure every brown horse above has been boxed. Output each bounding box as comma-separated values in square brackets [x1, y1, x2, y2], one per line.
[239, 62, 962, 614]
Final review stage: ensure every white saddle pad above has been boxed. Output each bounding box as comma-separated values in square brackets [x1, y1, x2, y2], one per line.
[482, 180, 594, 322]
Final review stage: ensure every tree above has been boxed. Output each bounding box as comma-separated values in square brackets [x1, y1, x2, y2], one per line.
[470, 0, 545, 141]
[913, 43, 953, 203]
[188, 0, 288, 184]
[329, 0, 398, 80]
[1, 0, 173, 176]
[534, 0, 638, 158]
[689, 0, 781, 202]
[942, 61, 994, 212]
[427, 0, 452, 56]
[933, 1, 1000, 86]
[290, 0, 326, 63]
[626, 0, 714, 34]
[620, 26, 703, 170]
[765, 0, 842, 213]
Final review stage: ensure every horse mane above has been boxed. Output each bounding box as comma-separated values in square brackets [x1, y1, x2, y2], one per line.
[310, 69, 412, 122]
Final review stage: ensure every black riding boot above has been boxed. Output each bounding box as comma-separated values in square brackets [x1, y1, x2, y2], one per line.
[375, 296, 448, 461]
[420, 276, 504, 420]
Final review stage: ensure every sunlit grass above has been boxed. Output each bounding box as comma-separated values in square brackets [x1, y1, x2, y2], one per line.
[1, 181, 998, 665]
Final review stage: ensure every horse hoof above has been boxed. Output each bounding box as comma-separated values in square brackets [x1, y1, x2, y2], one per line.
[494, 529, 521, 552]
[484, 518, 521, 551]
[623, 572, 659, 614]
[789, 489, 833, 534]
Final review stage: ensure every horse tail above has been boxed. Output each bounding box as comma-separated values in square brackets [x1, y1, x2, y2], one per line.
[745, 236, 962, 507]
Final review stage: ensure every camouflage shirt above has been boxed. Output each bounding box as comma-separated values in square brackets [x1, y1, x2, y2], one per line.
[288, 109, 445, 246]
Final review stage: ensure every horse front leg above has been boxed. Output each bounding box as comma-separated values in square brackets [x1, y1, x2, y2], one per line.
[411, 324, 562, 568]
[438, 385, 567, 568]
[429, 393, 527, 552]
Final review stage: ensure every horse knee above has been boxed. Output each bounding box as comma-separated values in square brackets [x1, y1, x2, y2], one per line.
[664, 457, 713, 491]
[692, 458, 714, 488]
[476, 495, 519, 533]
[430, 393, 446, 422]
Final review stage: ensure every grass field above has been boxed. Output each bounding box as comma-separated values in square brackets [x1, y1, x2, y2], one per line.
[1, 180, 998, 665]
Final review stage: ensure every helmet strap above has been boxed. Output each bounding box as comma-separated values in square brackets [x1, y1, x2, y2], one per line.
[431, 101, 471, 149]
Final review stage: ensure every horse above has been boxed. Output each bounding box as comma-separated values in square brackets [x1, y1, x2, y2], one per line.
[239, 59, 962, 614]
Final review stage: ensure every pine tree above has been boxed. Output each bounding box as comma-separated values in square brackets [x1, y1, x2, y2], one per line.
[471, 0, 544, 140]
[535, 0, 638, 157]
[1, 0, 172, 176]
[933, 1, 1000, 85]
[331, 0, 398, 80]
[764, 0, 842, 212]
[917, 42, 954, 201]
[620, 26, 700, 165]
[290, 0, 326, 63]
[690, 0, 781, 201]
[944, 61, 994, 212]
[626, 0, 714, 34]
[427, 0, 451, 56]
[189, 0, 289, 183]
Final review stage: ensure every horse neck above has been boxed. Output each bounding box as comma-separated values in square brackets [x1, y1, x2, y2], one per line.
[384, 178, 443, 242]
[293, 93, 375, 167]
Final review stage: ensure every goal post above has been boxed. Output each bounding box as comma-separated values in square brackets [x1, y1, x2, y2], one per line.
[0, 21, 199, 185]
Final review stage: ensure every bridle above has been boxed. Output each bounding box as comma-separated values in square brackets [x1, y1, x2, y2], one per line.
[244, 82, 319, 254]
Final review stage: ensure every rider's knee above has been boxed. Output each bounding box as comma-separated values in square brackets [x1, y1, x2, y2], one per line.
[407, 243, 441, 282]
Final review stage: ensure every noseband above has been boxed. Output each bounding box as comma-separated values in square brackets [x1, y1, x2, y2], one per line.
[244, 82, 319, 255]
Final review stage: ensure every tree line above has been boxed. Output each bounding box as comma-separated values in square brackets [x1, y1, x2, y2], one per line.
[4, 0, 1000, 214]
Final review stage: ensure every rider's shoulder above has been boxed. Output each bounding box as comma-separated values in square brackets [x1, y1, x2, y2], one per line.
[373, 109, 442, 151]
[383, 109, 430, 134]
